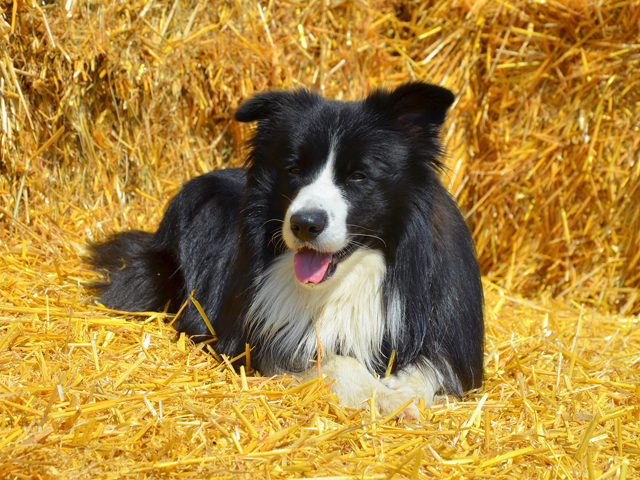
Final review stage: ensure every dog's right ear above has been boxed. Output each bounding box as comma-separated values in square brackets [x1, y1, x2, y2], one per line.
[235, 90, 320, 123]
[235, 91, 288, 123]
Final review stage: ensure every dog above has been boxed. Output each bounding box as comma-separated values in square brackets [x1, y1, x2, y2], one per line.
[89, 82, 484, 419]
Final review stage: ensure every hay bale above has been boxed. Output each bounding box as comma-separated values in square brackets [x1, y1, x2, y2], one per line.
[3, 0, 640, 312]
[2, 0, 639, 312]
[1, 0, 639, 478]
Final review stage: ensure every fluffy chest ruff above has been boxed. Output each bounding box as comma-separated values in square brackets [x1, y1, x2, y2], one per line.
[246, 249, 394, 375]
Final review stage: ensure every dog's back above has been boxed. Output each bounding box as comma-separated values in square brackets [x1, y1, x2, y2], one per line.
[89, 169, 246, 326]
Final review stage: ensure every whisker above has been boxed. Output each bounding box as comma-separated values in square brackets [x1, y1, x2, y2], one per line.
[348, 233, 387, 247]
[268, 227, 284, 249]
[276, 238, 288, 253]
[262, 218, 284, 228]
[269, 227, 290, 254]
[346, 223, 379, 233]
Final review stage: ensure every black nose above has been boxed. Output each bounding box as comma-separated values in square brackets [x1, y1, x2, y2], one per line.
[290, 211, 328, 241]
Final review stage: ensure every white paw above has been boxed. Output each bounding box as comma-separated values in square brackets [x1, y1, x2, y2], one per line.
[315, 355, 437, 422]
[375, 388, 421, 420]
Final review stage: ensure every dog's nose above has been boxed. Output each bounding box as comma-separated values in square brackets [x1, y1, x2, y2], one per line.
[290, 212, 327, 241]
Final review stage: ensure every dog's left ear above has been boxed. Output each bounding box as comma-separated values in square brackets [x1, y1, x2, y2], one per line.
[367, 82, 455, 129]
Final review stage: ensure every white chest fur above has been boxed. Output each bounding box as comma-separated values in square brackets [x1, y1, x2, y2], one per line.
[246, 249, 392, 373]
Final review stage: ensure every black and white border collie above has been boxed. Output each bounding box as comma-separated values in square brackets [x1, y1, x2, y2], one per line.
[89, 82, 484, 418]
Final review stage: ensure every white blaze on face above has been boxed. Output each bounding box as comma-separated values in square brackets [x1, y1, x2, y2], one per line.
[282, 147, 349, 252]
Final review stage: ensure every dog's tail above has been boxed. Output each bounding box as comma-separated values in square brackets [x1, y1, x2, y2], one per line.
[87, 231, 184, 313]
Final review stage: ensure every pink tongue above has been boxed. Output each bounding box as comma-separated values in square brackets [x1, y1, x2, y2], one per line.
[294, 248, 332, 284]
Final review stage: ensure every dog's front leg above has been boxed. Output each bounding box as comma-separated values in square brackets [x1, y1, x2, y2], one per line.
[380, 361, 442, 414]
[307, 355, 420, 419]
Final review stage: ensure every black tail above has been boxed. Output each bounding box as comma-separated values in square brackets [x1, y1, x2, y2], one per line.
[87, 231, 184, 313]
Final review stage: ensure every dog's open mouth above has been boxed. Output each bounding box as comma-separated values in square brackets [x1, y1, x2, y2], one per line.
[293, 243, 357, 284]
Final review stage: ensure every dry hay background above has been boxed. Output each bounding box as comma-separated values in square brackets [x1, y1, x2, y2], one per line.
[1, 0, 639, 478]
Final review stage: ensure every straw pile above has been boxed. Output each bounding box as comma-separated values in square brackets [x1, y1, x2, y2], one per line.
[1, 0, 639, 478]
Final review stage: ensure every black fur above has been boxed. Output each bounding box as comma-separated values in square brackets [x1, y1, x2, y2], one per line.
[89, 82, 484, 396]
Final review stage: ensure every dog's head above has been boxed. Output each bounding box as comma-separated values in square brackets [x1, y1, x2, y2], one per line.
[235, 82, 454, 285]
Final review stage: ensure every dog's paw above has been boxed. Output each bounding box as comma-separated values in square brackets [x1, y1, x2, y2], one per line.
[375, 388, 421, 421]
[317, 355, 426, 421]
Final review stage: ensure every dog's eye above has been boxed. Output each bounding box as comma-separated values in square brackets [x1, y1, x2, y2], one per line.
[288, 167, 301, 175]
[349, 172, 366, 182]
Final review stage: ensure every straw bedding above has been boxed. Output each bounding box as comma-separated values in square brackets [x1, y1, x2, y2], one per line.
[1, 0, 638, 478]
